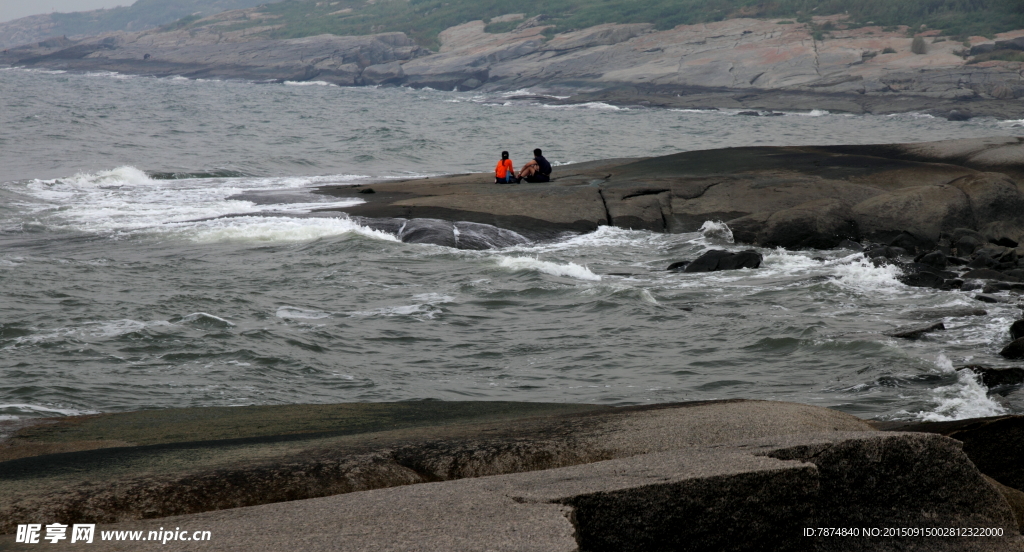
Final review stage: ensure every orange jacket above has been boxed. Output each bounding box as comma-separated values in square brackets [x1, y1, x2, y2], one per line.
[495, 158, 514, 179]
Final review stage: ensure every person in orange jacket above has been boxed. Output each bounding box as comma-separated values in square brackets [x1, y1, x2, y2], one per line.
[495, 151, 518, 184]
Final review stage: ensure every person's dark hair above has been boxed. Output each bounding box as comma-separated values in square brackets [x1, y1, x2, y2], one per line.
[501, 151, 509, 159]
[533, 148, 542, 156]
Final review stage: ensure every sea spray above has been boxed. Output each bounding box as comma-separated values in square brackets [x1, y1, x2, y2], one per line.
[917, 354, 1007, 422]
[496, 256, 601, 281]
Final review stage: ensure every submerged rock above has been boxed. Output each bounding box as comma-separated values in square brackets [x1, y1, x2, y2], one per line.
[357, 217, 529, 250]
[675, 250, 763, 273]
[886, 322, 945, 339]
[902, 307, 987, 319]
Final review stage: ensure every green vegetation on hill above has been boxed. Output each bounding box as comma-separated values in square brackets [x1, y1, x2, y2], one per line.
[42, 0, 275, 38]
[177, 0, 1024, 50]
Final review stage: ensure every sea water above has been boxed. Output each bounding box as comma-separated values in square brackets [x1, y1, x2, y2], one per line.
[2, 68, 1024, 424]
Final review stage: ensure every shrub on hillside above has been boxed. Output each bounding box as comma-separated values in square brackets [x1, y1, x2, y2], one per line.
[912, 36, 928, 54]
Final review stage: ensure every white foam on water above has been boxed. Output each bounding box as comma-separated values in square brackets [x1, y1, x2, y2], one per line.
[349, 292, 451, 319]
[639, 289, 659, 304]
[886, 112, 936, 120]
[916, 354, 1007, 422]
[16, 166, 383, 241]
[350, 303, 440, 318]
[283, 80, 336, 86]
[759, 249, 822, 273]
[827, 255, 905, 293]
[0, 403, 98, 418]
[165, 215, 400, 243]
[542, 102, 624, 111]
[276, 306, 333, 320]
[510, 226, 668, 255]
[699, 220, 734, 243]
[499, 88, 570, 99]
[7, 318, 174, 346]
[669, 108, 720, 114]
[178, 312, 234, 327]
[411, 293, 455, 303]
[496, 256, 601, 281]
[998, 119, 1024, 128]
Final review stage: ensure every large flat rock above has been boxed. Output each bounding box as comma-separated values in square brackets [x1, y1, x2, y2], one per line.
[316, 138, 1024, 249]
[0, 400, 871, 534]
[5, 431, 1021, 551]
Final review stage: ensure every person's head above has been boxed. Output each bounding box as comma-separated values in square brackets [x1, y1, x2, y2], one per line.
[501, 151, 509, 160]
[533, 148, 542, 157]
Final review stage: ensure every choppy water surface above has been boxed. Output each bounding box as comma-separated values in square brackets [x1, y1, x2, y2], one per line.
[3, 68, 1024, 423]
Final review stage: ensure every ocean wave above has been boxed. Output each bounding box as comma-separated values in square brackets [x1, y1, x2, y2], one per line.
[507, 226, 668, 255]
[699, 220, 734, 243]
[6, 318, 175, 347]
[541, 102, 625, 111]
[496, 255, 601, 281]
[885, 112, 936, 120]
[348, 294, 452, 319]
[19, 166, 371, 235]
[916, 354, 1007, 421]
[276, 306, 333, 320]
[0, 403, 98, 419]
[827, 254, 905, 293]
[283, 80, 337, 87]
[165, 215, 400, 243]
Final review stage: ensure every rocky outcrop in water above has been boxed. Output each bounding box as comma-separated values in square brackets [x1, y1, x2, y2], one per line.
[668, 249, 763, 272]
[353, 216, 530, 249]
[317, 137, 1024, 252]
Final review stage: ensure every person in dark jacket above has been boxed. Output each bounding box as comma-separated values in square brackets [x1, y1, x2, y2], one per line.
[518, 148, 552, 183]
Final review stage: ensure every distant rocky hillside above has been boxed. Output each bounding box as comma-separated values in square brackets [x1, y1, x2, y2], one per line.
[121, 0, 1024, 51]
[3, 13, 1022, 118]
[0, 0, 278, 48]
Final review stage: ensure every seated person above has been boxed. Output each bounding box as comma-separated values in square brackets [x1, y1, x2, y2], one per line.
[518, 148, 552, 183]
[495, 151, 517, 184]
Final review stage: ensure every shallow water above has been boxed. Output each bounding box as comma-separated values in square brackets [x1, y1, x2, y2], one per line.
[3, 68, 1024, 423]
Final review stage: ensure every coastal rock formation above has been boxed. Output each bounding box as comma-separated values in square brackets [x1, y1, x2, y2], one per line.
[316, 137, 1024, 253]
[1, 28, 431, 85]
[3, 401, 1023, 551]
[2, 15, 1023, 116]
[668, 249, 763, 272]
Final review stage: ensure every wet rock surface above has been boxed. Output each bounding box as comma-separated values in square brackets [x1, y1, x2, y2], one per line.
[886, 322, 946, 339]
[669, 249, 763, 273]
[964, 365, 1024, 388]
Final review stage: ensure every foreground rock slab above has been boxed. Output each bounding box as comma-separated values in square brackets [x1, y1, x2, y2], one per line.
[0, 400, 870, 534]
[3, 400, 1024, 551]
[6, 431, 1022, 552]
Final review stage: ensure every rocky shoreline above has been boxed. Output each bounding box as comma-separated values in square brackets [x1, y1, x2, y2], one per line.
[2, 400, 1024, 551]
[314, 136, 1024, 247]
[2, 16, 1023, 118]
